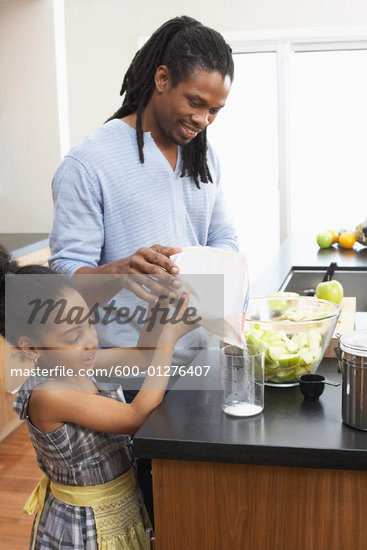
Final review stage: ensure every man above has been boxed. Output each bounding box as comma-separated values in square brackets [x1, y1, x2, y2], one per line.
[50, 15, 237, 282]
[49, 15, 238, 522]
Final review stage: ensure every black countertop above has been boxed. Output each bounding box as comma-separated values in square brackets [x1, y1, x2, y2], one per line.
[134, 361, 367, 470]
[134, 234, 367, 470]
[250, 232, 367, 297]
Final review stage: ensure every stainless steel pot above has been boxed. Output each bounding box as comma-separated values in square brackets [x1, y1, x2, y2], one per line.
[340, 330, 367, 430]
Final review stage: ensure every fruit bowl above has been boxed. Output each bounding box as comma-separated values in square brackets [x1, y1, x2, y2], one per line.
[244, 296, 341, 387]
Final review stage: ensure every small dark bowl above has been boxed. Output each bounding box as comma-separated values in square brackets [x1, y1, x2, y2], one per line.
[299, 374, 325, 400]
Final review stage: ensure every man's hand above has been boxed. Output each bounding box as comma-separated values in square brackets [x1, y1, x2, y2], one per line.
[118, 244, 181, 276]
[75, 244, 182, 305]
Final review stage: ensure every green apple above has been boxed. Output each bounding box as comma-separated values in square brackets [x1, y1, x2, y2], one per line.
[266, 292, 300, 312]
[295, 365, 310, 377]
[317, 231, 333, 248]
[278, 354, 301, 368]
[245, 324, 325, 383]
[299, 349, 314, 366]
[315, 280, 344, 305]
[274, 367, 299, 382]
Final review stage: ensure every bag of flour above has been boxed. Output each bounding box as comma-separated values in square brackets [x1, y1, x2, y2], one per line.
[172, 246, 249, 348]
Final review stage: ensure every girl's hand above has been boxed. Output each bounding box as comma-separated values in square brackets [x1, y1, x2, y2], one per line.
[136, 291, 199, 361]
[159, 290, 199, 342]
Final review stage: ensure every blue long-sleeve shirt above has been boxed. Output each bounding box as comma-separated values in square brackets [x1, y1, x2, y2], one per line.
[48, 119, 238, 357]
[49, 119, 238, 274]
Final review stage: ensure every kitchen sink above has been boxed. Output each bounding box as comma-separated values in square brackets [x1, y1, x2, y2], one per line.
[280, 268, 367, 312]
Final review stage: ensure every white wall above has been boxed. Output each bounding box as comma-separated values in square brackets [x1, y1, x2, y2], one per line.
[2, 0, 367, 232]
[0, 0, 60, 232]
[65, 0, 367, 145]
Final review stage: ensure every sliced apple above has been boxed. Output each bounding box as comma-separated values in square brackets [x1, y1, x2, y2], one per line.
[274, 369, 298, 382]
[277, 353, 301, 368]
[299, 349, 314, 366]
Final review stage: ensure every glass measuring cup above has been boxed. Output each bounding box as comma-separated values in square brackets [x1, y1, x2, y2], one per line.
[220, 344, 265, 417]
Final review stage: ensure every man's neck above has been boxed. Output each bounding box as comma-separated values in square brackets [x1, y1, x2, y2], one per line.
[121, 108, 178, 170]
[121, 112, 137, 129]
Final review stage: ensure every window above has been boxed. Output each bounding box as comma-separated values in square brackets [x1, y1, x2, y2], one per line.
[208, 52, 279, 283]
[290, 49, 367, 234]
[209, 28, 367, 282]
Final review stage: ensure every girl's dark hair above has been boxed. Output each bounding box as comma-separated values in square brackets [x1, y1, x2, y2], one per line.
[106, 15, 234, 189]
[0, 244, 74, 346]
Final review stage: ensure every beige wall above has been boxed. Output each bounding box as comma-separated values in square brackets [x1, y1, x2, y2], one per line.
[1, 0, 367, 232]
[0, 0, 60, 232]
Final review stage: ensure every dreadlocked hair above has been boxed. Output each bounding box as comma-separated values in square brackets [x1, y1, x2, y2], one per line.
[106, 16, 234, 189]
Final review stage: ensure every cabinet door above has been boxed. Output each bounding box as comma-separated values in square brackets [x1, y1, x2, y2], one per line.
[0, 336, 22, 441]
[0, 244, 50, 441]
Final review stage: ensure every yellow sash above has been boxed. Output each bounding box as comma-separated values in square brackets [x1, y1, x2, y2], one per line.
[24, 468, 150, 550]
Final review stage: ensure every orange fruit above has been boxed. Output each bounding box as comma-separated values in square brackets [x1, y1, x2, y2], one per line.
[339, 232, 356, 249]
[328, 230, 339, 244]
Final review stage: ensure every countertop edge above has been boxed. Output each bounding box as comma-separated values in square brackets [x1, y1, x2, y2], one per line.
[12, 238, 49, 259]
[134, 439, 367, 471]
[133, 235, 367, 470]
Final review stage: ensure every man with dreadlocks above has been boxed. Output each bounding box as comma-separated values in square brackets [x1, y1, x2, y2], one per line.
[49, 15, 238, 525]
[50, 14, 237, 282]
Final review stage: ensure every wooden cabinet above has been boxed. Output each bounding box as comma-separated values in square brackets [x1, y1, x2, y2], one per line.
[0, 337, 21, 440]
[0, 244, 50, 441]
[152, 459, 367, 550]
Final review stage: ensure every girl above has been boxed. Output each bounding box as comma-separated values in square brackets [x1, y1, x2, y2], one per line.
[1, 245, 193, 549]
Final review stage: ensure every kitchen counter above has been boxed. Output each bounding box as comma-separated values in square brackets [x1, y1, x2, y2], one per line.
[250, 232, 367, 297]
[0, 233, 49, 258]
[133, 235, 367, 550]
[134, 235, 367, 470]
[133, 360, 366, 471]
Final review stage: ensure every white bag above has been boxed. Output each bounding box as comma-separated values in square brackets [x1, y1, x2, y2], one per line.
[172, 246, 249, 348]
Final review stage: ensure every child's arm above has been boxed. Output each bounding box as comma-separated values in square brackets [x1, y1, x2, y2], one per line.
[28, 294, 195, 435]
[29, 332, 177, 434]
[92, 293, 198, 372]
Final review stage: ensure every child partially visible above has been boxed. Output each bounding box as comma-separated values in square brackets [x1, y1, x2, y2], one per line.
[1, 244, 194, 549]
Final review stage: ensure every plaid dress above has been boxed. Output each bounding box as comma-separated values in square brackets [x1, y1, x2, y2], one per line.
[13, 376, 145, 549]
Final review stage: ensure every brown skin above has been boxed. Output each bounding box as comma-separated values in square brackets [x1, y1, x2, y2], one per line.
[75, 245, 182, 306]
[75, 244, 182, 306]
[143, 66, 231, 167]
[124, 66, 231, 169]
[76, 66, 232, 300]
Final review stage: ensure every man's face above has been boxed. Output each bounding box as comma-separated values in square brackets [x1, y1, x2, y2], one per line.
[153, 67, 232, 146]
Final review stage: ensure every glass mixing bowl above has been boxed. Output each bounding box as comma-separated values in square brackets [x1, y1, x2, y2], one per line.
[244, 296, 341, 387]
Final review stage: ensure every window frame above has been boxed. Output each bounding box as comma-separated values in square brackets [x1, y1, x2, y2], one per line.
[223, 26, 367, 243]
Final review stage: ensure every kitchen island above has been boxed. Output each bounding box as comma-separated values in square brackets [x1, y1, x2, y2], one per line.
[134, 235, 367, 550]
